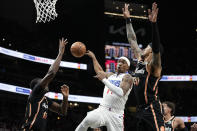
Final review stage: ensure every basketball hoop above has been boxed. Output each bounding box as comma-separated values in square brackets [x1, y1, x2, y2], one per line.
[33, 0, 58, 23]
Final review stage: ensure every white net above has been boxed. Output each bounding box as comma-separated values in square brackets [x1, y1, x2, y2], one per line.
[33, 0, 58, 23]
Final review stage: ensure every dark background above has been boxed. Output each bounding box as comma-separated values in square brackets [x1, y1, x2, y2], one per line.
[0, 0, 197, 130]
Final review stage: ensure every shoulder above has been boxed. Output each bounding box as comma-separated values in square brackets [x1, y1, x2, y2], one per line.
[174, 117, 185, 127]
[123, 74, 133, 79]
[123, 74, 133, 83]
[174, 117, 183, 122]
[147, 62, 162, 77]
[30, 84, 47, 101]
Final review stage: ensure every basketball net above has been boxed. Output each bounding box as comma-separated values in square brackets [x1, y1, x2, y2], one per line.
[33, 0, 58, 23]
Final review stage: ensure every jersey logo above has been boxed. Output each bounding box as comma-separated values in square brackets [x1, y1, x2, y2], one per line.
[135, 68, 145, 74]
[42, 103, 48, 109]
[109, 80, 121, 87]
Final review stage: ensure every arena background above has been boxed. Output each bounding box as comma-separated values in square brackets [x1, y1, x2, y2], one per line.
[0, 0, 197, 130]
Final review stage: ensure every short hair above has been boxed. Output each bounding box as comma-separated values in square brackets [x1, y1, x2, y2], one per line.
[163, 101, 175, 115]
[29, 78, 41, 90]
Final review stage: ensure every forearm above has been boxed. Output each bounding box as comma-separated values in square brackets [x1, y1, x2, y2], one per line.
[126, 18, 141, 59]
[126, 18, 137, 41]
[92, 56, 104, 74]
[151, 22, 160, 54]
[102, 78, 124, 97]
[60, 96, 68, 116]
[48, 52, 63, 74]
[151, 22, 162, 67]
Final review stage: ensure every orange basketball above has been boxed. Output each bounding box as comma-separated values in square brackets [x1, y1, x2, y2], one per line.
[70, 42, 86, 58]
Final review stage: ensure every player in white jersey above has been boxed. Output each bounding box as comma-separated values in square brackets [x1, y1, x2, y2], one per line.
[75, 50, 133, 131]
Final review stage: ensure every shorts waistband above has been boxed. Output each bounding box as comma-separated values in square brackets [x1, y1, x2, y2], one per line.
[99, 105, 124, 114]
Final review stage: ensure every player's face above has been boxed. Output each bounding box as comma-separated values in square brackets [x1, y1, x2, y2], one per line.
[117, 59, 129, 73]
[162, 103, 171, 116]
[141, 45, 152, 62]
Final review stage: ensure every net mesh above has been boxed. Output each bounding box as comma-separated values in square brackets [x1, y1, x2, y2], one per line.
[33, 0, 58, 23]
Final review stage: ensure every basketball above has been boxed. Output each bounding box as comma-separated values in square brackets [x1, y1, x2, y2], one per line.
[70, 42, 86, 58]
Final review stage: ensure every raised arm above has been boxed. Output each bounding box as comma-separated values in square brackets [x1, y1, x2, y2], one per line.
[122, 3, 142, 59]
[40, 38, 68, 89]
[49, 84, 69, 116]
[148, 2, 162, 77]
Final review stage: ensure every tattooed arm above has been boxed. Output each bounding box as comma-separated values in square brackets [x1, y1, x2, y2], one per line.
[123, 3, 142, 59]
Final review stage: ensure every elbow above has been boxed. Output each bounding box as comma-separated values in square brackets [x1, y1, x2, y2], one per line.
[48, 70, 56, 77]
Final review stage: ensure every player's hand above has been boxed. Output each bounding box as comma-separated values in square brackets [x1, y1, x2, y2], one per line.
[59, 38, 68, 54]
[94, 71, 107, 81]
[148, 2, 159, 23]
[122, 3, 130, 19]
[191, 123, 197, 131]
[61, 84, 69, 97]
[85, 50, 96, 59]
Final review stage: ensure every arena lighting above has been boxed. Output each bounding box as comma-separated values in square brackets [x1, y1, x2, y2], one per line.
[104, 12, 148, 19]
[0, 46, 87, 70]
[1, 46, 197, 81]
[1, 82, 197, 122]
[160, 75, 197, 81]
[0, 82, 102, 104]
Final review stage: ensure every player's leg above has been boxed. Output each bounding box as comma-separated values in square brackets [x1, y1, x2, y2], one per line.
[137, 106, 158, 131]
[150, 102, 165, 131]
[106, 112, 124, 131]
[75, 108, 104, 131]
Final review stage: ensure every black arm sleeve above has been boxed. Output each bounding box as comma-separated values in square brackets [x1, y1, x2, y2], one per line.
[151, 22, 161, 53]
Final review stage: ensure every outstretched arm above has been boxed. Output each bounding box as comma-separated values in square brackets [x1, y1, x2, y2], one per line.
[123, 3, 142, 59]
[86, 50, 113, 77]
[40, 38, 68, 89]
[49, 84, 69, 116]
[148, 2, 162, 77]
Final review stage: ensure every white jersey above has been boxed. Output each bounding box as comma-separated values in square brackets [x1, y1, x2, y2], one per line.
[100, 73, 132, 112]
